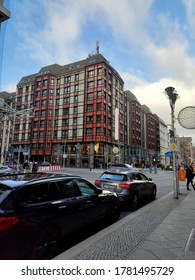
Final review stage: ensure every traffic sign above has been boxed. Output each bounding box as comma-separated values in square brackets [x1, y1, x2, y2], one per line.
[170, 143, 177, 151]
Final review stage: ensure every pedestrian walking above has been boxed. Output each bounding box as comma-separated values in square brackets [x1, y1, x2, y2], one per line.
[23, 160, 30, 172]
[32, 161, 38, 172]
[185, 165, 195, 191]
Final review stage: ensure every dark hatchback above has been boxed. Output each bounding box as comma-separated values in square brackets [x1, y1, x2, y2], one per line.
[0, 173, 120, 260]
[94, 170, 157, 211]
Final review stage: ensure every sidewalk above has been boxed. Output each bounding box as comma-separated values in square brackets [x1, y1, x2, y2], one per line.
[54, 185, 195, 260]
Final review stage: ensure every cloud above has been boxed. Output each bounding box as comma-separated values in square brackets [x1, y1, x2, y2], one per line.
[122, 71, 195, 143]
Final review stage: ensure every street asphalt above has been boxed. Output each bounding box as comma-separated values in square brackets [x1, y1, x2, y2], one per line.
[53, 169, 195, 260]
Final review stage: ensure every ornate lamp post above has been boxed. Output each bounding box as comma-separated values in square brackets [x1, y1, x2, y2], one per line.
[164, 86, 179, 199]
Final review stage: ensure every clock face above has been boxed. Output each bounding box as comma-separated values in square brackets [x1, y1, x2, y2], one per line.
[178, 106, 195, 129]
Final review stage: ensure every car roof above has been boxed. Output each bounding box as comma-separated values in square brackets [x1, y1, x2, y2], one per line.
[102, 169, 140, 174]
[0, 172, 81, 189]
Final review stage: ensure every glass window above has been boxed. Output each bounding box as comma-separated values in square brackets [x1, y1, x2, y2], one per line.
[21, 184, 48, 204]
[88, 70, 94, 78]
[86, 128, 92, 136]
[88, 81, 94, 89]
[48, 182, 61, 201]
[75, 179, 96, 195]
[57, 180, 82, 198]
[87, 93, 93, 100]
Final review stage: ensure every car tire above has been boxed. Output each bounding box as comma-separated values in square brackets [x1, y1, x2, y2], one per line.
[151, 187, 157, 200]
[105, 203, 121, 223]
[131, 193, 139, 211]
[30, 226, 60, 260]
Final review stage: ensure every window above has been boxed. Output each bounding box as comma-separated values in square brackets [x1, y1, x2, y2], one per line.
[34, 121, 39, 128]
[64, 86, 70, 93]
[35, 101, 40, 107]
[73, 118, 77, 125]
[21, 184, 48, 204]
[74, 107, 78, 114]
[86, 128, 92, 136]
[64, 97, 70, 104]
[74, 95, 78, 103]
[87, 93, 93, 100]
[97, 103, 102, 111]
[86, 116, 93, 123]
[64, 76, 71, 83]
[75, 74, 79, 81]
[98, 68, 102, 76]
[88, 70, 94, 78]
[36, 91, 41, 98]
[87, 104, 93, 112]
[40, 131, 45, 138]
[75, 84, 79, 92]
[97, 80, 102, 87]
[57, 78, 60, 85]
[36, 81, 41, 88]
[42, 89, 47, 96]
[96, 128, 101, 135]
[41, 100, 46, 106]
[75, 179, 96, 195]
[40, 120, 45, 127]
[62, 119, 69, 126]
[41, 110, 46, 116]
[43, 79, 48, 86]
[96, 115, 101, 123]
[88, 81, 94, 89]
[57, 180, 82, 198]
[63, 108, 69, 115]
[97, 91, 102, 99]
[73, 129, 77, 138]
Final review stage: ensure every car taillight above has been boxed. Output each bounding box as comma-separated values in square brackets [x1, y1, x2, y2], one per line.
[94, 179, 101, 185]
[0, 217, 20, 232]
[119, 182, 132, 189]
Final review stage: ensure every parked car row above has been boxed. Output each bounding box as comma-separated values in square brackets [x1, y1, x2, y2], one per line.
[0, 172, 120, 259]
[0, 168, 157, 260]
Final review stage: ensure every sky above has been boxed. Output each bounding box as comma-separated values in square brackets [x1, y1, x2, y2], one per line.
[1, 0, 195, 144]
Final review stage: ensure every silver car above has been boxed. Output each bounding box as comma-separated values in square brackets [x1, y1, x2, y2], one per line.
[94, 170, 157, 211]
[0, 164, 16, 175]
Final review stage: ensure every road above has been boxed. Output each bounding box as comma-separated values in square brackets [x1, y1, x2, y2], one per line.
[52, 167, 184, 258]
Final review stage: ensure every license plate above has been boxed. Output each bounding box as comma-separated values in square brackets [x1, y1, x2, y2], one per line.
[103, 184, 115, 190]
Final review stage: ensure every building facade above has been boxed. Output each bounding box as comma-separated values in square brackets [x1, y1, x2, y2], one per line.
[1, 52, 173, 168]
[12, 53, 127, 168]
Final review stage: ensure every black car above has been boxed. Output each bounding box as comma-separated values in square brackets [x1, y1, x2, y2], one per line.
[0, 173, 120, 260]
[94, 170, 157, 211]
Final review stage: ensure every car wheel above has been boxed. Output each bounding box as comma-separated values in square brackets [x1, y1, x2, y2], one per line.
[151, 187, 157, 200]
[131, 193, 139, 211]
[106, 203, 121, 223]
[30, 226, 60, 260]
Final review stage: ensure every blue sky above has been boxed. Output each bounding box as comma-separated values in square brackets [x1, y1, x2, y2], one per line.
[1, 0, 195, 143]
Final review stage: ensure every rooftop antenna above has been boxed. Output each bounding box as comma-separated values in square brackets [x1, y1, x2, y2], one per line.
[96, 40, 100, 54]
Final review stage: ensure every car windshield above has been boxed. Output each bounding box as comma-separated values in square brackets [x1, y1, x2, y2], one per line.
[100, 173, 127, 182]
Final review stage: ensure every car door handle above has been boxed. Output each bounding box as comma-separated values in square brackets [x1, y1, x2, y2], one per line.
[58, 205, 67, 209]
[86, 200, 92, 203]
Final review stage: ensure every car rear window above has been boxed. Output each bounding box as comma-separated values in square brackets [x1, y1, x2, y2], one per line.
[0, 184, 13, 203]
[100, 173, 127, 181]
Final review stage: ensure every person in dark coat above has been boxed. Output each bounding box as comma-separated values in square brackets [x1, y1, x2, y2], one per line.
[32, 161, 38, 172]
[185, 165, 195, 191]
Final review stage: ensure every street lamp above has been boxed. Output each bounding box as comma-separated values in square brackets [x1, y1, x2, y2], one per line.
[164, 87, 179, 199]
